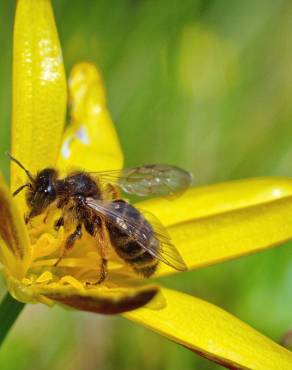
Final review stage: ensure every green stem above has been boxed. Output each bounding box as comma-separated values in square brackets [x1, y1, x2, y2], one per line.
[0, 293, 25, 346]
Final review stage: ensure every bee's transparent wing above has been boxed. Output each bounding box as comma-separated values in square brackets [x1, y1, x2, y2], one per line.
[91, 164, 192, 197]
[85, 198, 187, 272]
[137, 207, 187, 271]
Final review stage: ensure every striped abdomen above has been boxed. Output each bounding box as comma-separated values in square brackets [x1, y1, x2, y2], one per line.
[106, 200, 159, 277]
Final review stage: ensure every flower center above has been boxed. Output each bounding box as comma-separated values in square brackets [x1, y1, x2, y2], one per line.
[26, 207, 134, 286]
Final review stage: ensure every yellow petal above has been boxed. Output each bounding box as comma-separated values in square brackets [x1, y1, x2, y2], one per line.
[137, 177, 292, 227]
[0, 174, 31, 279]
[11, 0, 66, 192]
[125, 288, 292, 369]
[135, 177, 292, 276]
[57, 62, 123, 174]
[38, 282, 159, 314]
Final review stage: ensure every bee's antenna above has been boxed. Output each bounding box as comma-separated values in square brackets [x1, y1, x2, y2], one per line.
[6, 152, 34, 182]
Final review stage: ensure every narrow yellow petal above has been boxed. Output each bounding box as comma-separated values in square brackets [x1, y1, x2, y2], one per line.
[11, 0, 66, 191]
[57, 62, 123, 173]
[135, 177, 292, 276]
[37, 282, 159, 314]
[125, 288, 292, 369]
[0, 174, 31, 279]
[137, 177, 292, 227]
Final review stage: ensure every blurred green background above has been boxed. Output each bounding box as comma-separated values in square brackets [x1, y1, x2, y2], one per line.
[1, 0, 292, 369]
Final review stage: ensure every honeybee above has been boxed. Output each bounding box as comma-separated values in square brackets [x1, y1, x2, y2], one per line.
[9, 154, 192, 283]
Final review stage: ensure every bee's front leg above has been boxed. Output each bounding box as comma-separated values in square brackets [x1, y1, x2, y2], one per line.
[54, 216, 64, 231]
[43, 209, 52, 224]
[54, 223, 82, 266]
[56, 196, 69, 209]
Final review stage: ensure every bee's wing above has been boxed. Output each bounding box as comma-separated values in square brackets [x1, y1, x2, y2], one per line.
[85, 198, 187, 272]
[90, 164, 192, 197]
[137, 207, 187, 272]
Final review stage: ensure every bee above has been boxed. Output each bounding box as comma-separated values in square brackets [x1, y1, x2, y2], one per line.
[8, 153, 192, 283]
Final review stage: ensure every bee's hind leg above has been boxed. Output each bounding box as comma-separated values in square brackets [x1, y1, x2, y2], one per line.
[96, 220, 110, 284]
[54, 223, 82, 267]
[97, 257, 108, 284]
[85, 218, 109, 284]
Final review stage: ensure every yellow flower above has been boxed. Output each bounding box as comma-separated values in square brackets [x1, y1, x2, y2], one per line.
[1, 0, 292, 368]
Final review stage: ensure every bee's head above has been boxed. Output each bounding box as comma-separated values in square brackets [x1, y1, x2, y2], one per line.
[26, 168, 57, 219]
[7, 153, 57, 220]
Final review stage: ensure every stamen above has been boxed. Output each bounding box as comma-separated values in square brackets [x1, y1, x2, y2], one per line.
[58, 275, 85, 290]
[35, 271, 53, 283]
[33, 232, 64, 259]
[32, 257, 101, 269]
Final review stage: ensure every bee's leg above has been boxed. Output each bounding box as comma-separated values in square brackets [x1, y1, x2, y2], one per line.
[97, 257, 108, 284]
[54, 217, 64, 231]
[56, 196, 69, 209]
[24, 213, 33, 226]
[83, 217, 108, 284]
[54, 224, 82, 267]
[84, 218, 108, 284]
[96, 220, 110, 284]
[43, 209, 51, 224]
[24, 214, 30, 225]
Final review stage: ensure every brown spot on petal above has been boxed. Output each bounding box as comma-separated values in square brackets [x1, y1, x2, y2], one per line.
[183, 346, 242, 370]
[0, 184, 25, 259]
[45, 287, 158, 315]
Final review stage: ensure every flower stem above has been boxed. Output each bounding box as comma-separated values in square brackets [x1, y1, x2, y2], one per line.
[0, 292, 25, 346]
